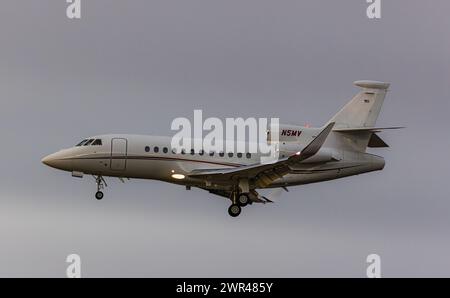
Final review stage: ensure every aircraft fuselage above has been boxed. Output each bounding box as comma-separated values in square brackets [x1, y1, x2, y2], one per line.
[42, 134, 384, 191]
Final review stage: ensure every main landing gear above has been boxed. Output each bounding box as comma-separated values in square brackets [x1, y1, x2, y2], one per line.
[227, 192, 250, 217]
[237, 193, 249, 206]
[94, 175, 107, 200]
[228, 204, 241, 217]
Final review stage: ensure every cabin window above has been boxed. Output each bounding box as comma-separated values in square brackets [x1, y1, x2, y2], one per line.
[246, 153, 251, 159]
[237, 153, 242, 158]
[219, 152, 224, 157]
[154, 146, 159, 153]
[181, 149, 186, 155]
[228, 152, 233, 158]
[163, 147, 168, 153]
[145, 146, 150, 152]
[199, 150, 204, 156]
[92, 139, 102, 146]
[84, 139, 94, 146]
[190, 149, 195, 155]
[76, 139, 88, 146]
[209, 151, 214, 156]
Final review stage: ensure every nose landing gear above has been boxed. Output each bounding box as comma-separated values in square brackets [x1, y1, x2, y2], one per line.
[95, 190, 104, 200]
[94, 175, 107, 200]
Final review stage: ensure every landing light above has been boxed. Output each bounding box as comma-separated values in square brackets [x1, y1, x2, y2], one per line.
[171, 173, 185, 180]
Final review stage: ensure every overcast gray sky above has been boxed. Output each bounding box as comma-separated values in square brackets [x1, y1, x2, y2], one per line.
[0, 0, 449, 277]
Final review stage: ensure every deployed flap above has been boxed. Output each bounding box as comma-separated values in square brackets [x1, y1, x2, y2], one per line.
[203, 188, 273, 204]
[368, 133, 389, 148]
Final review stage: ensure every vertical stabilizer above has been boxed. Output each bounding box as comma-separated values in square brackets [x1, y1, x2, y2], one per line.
[328, 80, 389, 129]
[327, 80, 390, 152]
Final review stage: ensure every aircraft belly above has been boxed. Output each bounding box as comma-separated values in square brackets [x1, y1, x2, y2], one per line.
[124, 159, 170, 179]
[117, 159, 235, 182]
[269, 160, 382, 188]
[277, 170, 340, 186]
[74, 153, 383, 190]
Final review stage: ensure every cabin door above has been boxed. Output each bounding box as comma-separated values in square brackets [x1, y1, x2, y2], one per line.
[110, 138, 127, 171]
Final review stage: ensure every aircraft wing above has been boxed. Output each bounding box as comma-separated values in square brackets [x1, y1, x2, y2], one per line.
[188, 122, 335, 187]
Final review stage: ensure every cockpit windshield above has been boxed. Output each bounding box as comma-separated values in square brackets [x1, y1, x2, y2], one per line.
[92, 139, 102, 146]
[84, 139, 95, 146]
[76, 139, 88, 146]
[75, 139, 103, 147]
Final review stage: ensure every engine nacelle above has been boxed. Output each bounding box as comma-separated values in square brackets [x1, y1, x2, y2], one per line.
[267, 124, 335, 162]
[279, 143, 334, 163]
[267, 124, 304, 143]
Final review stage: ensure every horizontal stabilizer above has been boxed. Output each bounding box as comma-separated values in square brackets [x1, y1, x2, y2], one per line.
[333, 126, 404, 133]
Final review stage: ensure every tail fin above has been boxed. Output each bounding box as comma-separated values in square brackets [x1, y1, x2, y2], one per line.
[327, 80, 391, 152]
[328, 80, 390, 129]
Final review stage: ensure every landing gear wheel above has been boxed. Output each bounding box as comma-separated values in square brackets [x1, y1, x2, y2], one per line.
[237, 193, 249, 207]
[228, 204, 241, 217]
[94, 175, 107, 200]
[95, 191, 104, 200]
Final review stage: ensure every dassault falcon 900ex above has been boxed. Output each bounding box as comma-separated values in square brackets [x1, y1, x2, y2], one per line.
[42, 81, 402, 217]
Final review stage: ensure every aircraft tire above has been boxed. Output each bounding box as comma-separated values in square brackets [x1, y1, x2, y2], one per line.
[237, 193, 249, 207]
[95, 191, 104, 200]
[228, 204, 241, 217]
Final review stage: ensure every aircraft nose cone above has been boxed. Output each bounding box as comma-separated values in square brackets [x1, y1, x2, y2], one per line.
[41, 151, 73, 171]
[41, 153, 56, 167]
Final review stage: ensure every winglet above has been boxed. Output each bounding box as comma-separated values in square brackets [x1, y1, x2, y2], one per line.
[291, 122, 335, 162]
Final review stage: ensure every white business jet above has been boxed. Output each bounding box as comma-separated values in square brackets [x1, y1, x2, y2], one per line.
[42, 81, 401, 217]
